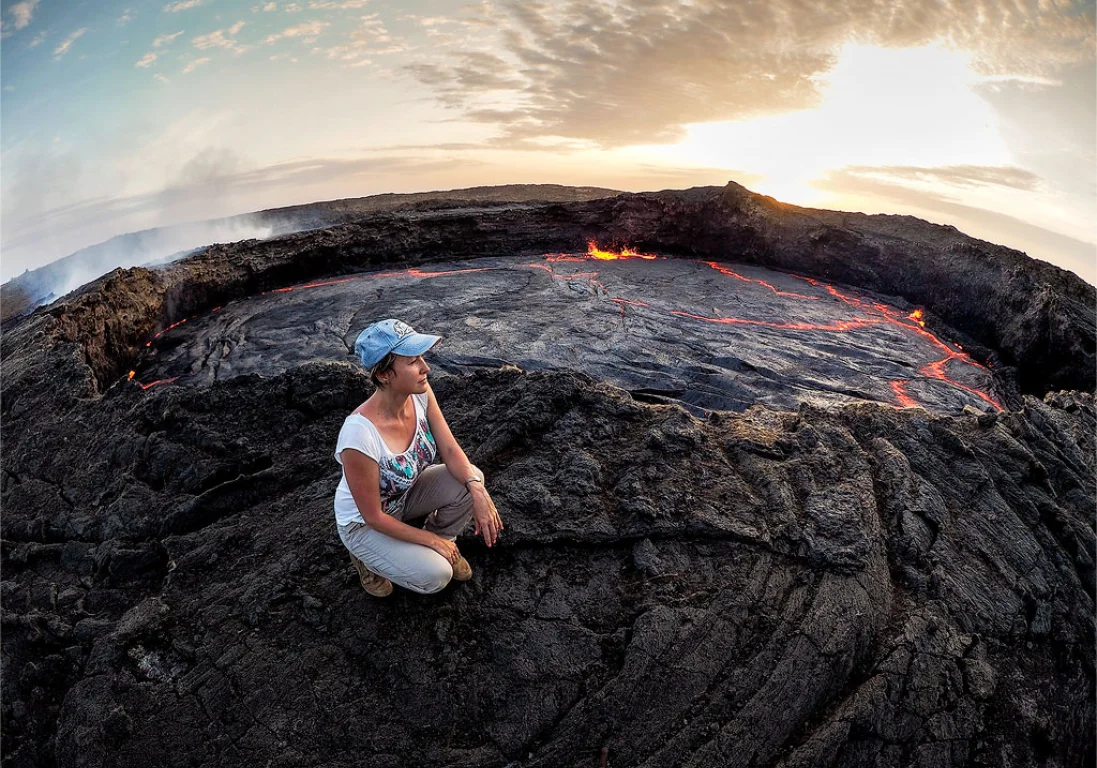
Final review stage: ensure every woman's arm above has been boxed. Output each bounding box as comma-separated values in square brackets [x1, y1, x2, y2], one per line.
[424, 384, 481, 485]
[424, 385, 504, 547]
[341, 448, 458, 563]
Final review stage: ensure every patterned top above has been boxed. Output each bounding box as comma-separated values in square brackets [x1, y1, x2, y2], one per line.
[333, 392, 438, 526]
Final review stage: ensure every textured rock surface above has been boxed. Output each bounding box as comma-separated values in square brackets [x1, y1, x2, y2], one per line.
[2, 184, 1094, 767]
[129, 254, 1005, 414]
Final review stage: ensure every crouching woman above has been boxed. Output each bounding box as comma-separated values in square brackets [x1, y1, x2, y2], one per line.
[333, 319, 503, 597]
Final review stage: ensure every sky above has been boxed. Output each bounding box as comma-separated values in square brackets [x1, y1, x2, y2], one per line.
[2, 0, 1095, 284]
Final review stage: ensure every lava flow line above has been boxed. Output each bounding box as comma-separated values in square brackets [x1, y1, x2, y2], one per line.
[260, 266, 495, 296]
[668, 309, 882, 333]
[700, 261, 819, 300]
[127, 371, 180, 390]
[890, 381, 919, 408]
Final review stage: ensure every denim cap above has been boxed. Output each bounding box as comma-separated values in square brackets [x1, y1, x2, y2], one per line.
[354, 319, 441, 369]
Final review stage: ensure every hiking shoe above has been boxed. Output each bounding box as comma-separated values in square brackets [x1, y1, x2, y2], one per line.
[350, 555, 392, 597]
[452, 555, 473, 582]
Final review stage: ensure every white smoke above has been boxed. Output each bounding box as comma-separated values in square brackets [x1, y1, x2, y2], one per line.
[10, 215, 279, 312]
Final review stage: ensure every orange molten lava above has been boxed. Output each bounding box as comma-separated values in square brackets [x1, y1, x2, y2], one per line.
[147, 316, 190, 345]
[909, 308, 925, 327]
[273, 276, 363, 293]
[261, 267, 494, 296]
[890, 381, 919, 408]
[132, 376, 180, 390]
[670, 310, 881, 333]
[128, 364, 178, 390]
[587, 241, 657, 261]
[701, 261, 819, 300]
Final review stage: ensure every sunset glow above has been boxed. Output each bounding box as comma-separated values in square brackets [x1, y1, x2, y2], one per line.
[655, 43, 1013, 205]
[1, 1, 1093, 283]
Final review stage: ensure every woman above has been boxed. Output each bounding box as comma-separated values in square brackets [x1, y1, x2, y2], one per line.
[333, 318, 504, 597]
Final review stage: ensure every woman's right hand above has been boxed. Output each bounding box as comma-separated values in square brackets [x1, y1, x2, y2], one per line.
[428, 534, 459, 565]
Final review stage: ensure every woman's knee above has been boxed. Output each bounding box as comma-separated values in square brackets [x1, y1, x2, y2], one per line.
[408, 554, 453, 594]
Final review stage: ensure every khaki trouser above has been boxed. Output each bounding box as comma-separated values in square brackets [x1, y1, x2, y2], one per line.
[337, 464, 477, 594]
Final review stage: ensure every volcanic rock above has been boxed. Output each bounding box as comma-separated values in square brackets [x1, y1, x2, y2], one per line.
[1, 183, 1093, 768]
[129, 252, 1006, 415]
[0, 184, 620, 325]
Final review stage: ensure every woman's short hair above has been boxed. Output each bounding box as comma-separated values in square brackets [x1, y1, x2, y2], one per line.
[368, 352, 398, 389]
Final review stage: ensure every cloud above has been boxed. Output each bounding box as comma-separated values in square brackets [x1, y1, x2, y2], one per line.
[7, 0, 39, 30]
[117, 8, 136, 26]
[154, 74, 170, 84]
[313, 13, 406, 63]
[406, 15, 450, 28]
[402, 0, 1097, 149]
[263, 1, 277, 9]
[52, 28, 86, 60]
[264, 19, 328, 45]
[137, 30, 184, 68]
[173, 146, 246, 187]
[193, 21, 247, 52]
[842, 164, 1043, 191]
[27, 30, 45, 47]
[183, 56, 211, 73]
[309, 0, 371, 8]
[153, 30, 185, 46]
[163, 0, 204, 12]
[3, 85, 14, 92]
[817, 167, 1095, 283]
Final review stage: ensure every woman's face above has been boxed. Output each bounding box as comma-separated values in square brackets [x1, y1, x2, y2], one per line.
[386, 354, 431, 394]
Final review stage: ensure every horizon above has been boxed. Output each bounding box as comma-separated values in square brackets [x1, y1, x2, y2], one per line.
[2, 0, 1095, 284]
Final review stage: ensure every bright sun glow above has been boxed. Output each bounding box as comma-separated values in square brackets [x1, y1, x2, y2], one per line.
[642, 43, 1014, 205]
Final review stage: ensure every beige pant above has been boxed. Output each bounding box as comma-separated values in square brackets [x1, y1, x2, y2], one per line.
[338, 464, 477, 594]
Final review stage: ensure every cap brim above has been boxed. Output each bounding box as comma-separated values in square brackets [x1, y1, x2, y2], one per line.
[391, 332, 442, 357]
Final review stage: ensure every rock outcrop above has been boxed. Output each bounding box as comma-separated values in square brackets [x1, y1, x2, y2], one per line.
[2, 184, 1093, 768]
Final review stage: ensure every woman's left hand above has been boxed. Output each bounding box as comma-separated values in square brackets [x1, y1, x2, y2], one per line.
[470, 484, 504, 547]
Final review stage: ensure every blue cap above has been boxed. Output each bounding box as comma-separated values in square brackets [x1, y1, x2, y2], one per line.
[354, 319, 441, 369]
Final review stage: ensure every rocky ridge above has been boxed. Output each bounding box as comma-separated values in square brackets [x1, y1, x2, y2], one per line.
[1, 183, 1094, 768]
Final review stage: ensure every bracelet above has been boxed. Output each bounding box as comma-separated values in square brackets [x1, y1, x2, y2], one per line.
[465, 476, 483, 487]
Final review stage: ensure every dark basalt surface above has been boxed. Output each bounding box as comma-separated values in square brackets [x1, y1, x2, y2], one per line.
[133, 254, 1003, 415]
[1, 183, 1094, 768]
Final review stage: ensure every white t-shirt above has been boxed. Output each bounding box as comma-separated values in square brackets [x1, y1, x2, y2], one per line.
[333, 392, 438, 526]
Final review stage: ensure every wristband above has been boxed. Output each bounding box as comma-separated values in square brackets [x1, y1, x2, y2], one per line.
[465, 476, 483, 487]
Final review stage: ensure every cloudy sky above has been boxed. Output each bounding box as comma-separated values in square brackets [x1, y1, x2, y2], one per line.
[2, 0, 1094, 283]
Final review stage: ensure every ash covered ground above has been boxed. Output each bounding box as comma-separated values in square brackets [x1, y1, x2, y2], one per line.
[2, 184, 1094, 768]
[134, 250, 1000, 414]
